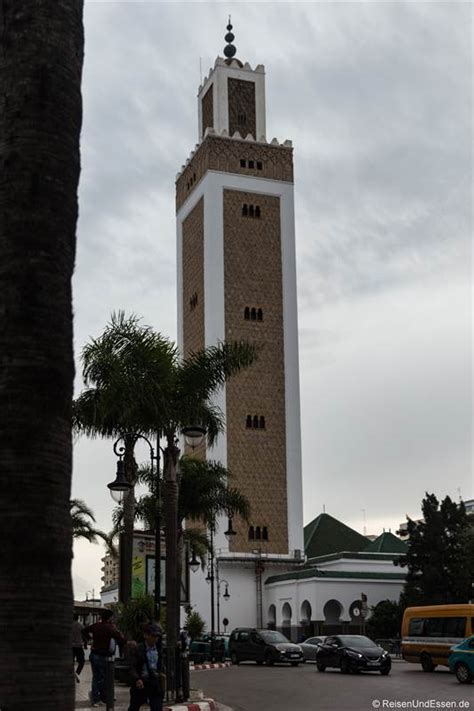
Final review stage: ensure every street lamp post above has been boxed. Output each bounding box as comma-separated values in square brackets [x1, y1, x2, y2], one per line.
[216, 565, 230, 635]
[108, 433, 162, 632]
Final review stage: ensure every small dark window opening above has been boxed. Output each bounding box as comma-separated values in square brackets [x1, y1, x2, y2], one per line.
[257, 308, 263, 321]
[259, 416, 266, 429]
[246, 415, 252, 428]
[242, 204, 248, 217]
[240, 159, 246, 168]
[250, 308, 257, 321]
[257, 161, 263, 170]
[255, 206, 261, 219]
[253, 415, 259, 429]
[255, 526, 261, 540]
[248, 160, 255, 169]
[262, 527, 268, 541]
[238, 112, 247, 126]
[244, 307, 250, 320]
[249, 526, 255, 540]
[186, 182, 190, 190]
[249, 205, 254, 218]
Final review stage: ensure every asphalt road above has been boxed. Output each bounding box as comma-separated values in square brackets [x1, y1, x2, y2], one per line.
[192, 661, 473, 711]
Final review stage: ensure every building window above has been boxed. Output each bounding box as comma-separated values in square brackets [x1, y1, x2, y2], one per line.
[242, 204, 248, 217]
[238, 112, 247, 126]
[240, 159, 246, 168]
[246, 414, 266, 429]
[249, 526, 255, 540]
[250, 307, 256, 321]
[242, 203, 261, 219]
[255, 206, 261, 219]
[259, 416, 266, 429]
[257, 308, 263, 321]
[248, 160, 254, 169]
[257, 161, 263, 170]
[246, 414, 252, 428]
[262, 527, 268, 540]
[244, 306, 263, 321]
[248, 205, 254, 218]
[244, 307, 250, 320]
[189, 292, 198, 311]
[255, 526, 261, 540]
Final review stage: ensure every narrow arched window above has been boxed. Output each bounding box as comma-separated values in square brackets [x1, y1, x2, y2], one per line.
[259, 416, 265, 429]
[249, 526, 255, 540]
[249, 205, 254, 218]
[244, 307, 250, 320]
[248, 160, 255, 170]
[246, 415, 252, 428]
[242, 204, 248, 216]
[255, 526, 261, 540]
[255, 206, 261, 219]
[253, 415, 259, 429]
[240, 159, 246, 168]
[257, 308, 263, 321]
[262, 527, 268, 541]
[250, 308, 256, 321]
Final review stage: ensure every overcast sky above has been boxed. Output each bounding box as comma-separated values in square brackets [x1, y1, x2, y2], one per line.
[72, 1, 472, 600]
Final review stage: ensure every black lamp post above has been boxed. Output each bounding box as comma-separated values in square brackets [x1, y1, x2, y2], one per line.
[216, 569, 231, 635]
[108, 434, 162, 629]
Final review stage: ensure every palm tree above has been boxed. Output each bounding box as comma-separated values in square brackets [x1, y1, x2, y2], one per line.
[0, 4, 84, 709]
[74, 312, 256, 695]
[70, 499, 114, 552]
[73, 311, 176, 603]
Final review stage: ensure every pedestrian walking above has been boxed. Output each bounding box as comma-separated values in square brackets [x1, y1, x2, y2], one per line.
[84, 609, 124, 707]
[72, 613, 87, 682]
[128, 622, 163, 711]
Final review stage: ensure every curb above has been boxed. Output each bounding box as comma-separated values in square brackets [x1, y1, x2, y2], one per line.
[190, 662, 232, 671]
[164, 701, 216, 711]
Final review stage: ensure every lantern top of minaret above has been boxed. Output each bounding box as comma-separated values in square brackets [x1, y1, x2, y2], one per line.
[224, 16, 236, 61]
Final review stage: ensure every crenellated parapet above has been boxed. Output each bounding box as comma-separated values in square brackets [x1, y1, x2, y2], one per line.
[176, 130, 294, 210]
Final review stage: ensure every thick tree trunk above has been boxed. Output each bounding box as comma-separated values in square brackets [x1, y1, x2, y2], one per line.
[0, 2, 84, 709]
[164, 435, 179, 696]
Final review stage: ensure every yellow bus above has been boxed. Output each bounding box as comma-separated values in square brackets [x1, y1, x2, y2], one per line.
[401, 604, 474, 671]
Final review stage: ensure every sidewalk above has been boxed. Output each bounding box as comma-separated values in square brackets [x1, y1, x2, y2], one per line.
[75, 664, 218, 710]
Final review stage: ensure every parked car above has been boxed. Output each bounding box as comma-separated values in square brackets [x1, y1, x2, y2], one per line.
[189, 634, 229, 663]
[229, 628, 303, 666]
[315, 635, 391, 675]
[299, 636, 326, 662]
[448, 635, 474, 684]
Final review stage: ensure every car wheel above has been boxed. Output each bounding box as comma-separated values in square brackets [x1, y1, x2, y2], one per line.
[455, 663, 473, 684]
[340, 657, 351, 674]
[380, 666, 391, 676]
[230, 651, 239, 665]
[420, 653, 436, 673]
[301, 658, 306, 663]
[265, 652, 275, 666]
[316, 661, 326, 672]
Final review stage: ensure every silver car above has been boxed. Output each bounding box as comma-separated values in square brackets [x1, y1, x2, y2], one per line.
[299, 636, 326, 662]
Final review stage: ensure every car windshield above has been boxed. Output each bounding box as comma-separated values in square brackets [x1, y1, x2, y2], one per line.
[338, 636, 376, 648]
[260, 631, 289, 644]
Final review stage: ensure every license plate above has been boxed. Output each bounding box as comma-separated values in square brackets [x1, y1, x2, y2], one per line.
[290, 654, 300, 658]
[367, 662, 379, 666]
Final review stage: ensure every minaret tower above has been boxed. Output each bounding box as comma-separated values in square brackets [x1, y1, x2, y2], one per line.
[176, 23, 304, 630]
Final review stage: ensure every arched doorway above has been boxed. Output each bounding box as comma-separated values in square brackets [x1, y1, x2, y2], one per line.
[281, 602, 292, 640]
[300, 600, 313, 639]
[323, 599, 343, 635]
[267, 604, 276, 630]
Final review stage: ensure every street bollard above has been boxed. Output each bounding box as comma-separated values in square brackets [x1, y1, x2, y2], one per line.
[181, 650, 190, 701]
[105, 655, 115, 711]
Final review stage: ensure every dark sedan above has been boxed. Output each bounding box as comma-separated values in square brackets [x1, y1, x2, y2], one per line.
[299, 636, 326, 662]
[315, 635, 391, 675]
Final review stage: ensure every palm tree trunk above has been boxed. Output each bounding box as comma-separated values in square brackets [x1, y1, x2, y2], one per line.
[164, 434, 179, 696]
[0, 3, 84, 709]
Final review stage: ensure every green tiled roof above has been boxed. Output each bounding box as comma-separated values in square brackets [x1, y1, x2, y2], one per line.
[304, 513, 369, 558]
[363, 531, 407, 553]
[265, 568, 406, 585]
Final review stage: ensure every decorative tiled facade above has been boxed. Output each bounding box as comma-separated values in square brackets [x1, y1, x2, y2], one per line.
[228, 78, 256, 139]
[223, 189, 288, 554]
[182, 198, 204, 358]
[201, 85, 214, 135]
[176, 135, 293, 210]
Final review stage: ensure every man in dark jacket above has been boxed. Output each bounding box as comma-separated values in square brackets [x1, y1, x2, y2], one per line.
[84, 609, 125, 707]
[128, 622, 163, 711]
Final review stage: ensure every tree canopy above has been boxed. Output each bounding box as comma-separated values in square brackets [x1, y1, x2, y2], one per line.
[397, 493, 473, 605]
